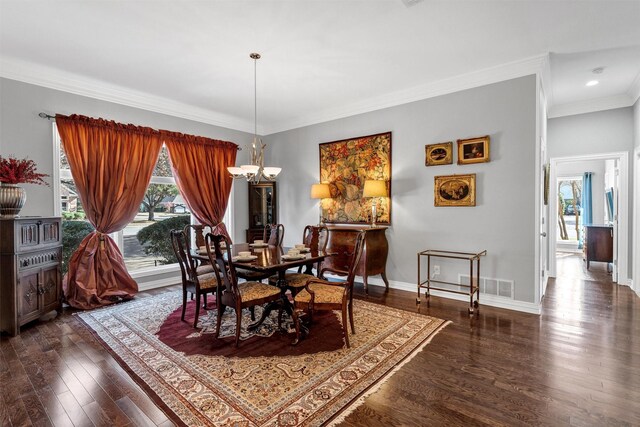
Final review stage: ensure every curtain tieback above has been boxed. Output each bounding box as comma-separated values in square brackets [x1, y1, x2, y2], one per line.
[96, 231, 107, 250]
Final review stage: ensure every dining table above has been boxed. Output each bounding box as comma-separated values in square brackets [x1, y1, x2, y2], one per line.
[193, 242, 328, 330]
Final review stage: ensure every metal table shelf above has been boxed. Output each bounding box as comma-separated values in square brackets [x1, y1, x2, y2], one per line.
[417, 249, 486, 315]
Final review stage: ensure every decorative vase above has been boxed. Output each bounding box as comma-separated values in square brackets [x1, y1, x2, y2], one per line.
[0, 184, 27, 217]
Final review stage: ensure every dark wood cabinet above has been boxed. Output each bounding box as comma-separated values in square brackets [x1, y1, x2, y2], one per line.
[584, 225, 613, 270]
[246, 182, 277, 243]
[0, 217, 62, 336]
[323, 225, 389, 293]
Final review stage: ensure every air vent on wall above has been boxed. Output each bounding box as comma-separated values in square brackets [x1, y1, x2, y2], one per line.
[458, 274, 515, 300]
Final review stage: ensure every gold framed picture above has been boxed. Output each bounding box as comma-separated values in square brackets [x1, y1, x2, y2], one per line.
[434, 174, 476, 207]
[425, 142, 453, 166]
[457, 135, 490, 165]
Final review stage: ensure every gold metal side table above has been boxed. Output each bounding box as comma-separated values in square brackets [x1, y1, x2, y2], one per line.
[417, 249, 487, 315]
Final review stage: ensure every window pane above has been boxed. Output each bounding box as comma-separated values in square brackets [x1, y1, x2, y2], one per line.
[556, 178, 582, 242]
[60, 179, 94, 275]
[125, 183, 190, 271]
[60, 149, 70, 170]
[152, 146, 174, 177]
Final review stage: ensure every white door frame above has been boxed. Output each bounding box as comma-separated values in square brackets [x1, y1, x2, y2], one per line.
[633, 147, 640, 296]
[549, 151, 629, 285]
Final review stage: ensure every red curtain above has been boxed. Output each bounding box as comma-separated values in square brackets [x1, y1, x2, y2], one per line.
[162, 131, 238, 238]
[56, 114, 163, 309]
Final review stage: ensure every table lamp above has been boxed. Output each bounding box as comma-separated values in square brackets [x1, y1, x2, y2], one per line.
[363, 180, 387, 227]
[310, 183, 331, 225]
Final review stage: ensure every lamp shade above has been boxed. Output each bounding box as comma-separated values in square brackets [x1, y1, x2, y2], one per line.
[263, 167, 282, 178]
[227, 166, 245, 176]
[310, 183, 331, 199]
[363, 180, 387, 198]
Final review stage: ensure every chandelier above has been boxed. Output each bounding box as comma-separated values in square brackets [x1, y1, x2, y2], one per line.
[228, 53, 281, 183]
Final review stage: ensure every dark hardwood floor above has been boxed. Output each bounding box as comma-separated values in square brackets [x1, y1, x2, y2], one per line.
[2, 261, 638, 426]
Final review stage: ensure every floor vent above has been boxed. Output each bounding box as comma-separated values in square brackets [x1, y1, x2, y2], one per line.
[458, 274, 515, 300]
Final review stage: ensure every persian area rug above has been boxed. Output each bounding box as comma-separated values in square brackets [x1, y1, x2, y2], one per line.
[78, 292, 449, 426]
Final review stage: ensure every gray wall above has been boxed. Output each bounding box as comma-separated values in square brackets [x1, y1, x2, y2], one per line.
[266, 75, 538, 303]
[0, 78, 253, 244]
[547, 107, 634, 158]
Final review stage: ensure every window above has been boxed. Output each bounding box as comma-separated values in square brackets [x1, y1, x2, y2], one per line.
[53, 124, 233, 276]
[557, 177, 582, 242]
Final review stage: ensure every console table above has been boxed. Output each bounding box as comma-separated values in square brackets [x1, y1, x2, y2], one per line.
[323, 225, 389, 293]
[0, 217, 62, 335]
[417, 249, 486, 315]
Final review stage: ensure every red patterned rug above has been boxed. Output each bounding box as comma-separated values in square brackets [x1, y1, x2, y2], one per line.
[78, 292, 449, 426]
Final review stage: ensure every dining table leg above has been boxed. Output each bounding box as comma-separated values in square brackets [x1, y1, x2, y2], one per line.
[247, 270, 294, 331]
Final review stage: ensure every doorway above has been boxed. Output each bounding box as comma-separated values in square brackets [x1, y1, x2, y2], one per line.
[549, 152, 629, 285]
[556, 176, 583, 249]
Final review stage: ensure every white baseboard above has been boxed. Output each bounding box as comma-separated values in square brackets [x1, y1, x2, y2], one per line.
[325, 274, 542, 315]
[628, 279, 639, 297]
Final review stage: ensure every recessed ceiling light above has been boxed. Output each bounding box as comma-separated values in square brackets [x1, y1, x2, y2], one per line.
[586, 80, 599, 87]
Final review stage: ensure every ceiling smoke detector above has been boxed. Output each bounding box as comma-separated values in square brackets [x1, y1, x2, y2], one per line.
[592, 67, 605, 74]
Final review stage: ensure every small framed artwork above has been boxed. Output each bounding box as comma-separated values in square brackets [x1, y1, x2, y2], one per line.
[457, 135, 490, 165]
[434, 173, 476, 207]
[425, 142, 453, 166]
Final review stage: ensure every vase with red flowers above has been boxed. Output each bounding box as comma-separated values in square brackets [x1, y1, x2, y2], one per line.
[0, 156, 49, 217]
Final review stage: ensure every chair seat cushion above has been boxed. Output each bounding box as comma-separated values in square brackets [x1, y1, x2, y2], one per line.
[238, 281, 280, 302]
[294, 282, 345, 305]
[268, 273, 314, 288]
[196, 264, 215, 275]
[197, 272, 219, 290]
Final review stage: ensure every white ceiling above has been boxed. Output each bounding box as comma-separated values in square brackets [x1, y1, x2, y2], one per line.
[1, 0, 639, 134]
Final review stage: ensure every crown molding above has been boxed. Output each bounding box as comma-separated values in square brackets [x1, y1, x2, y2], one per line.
[2, 54, 548, 136]
[548, 93, 635, 118]
[263, 54, 548, 134]
[0, 57, 255, 134]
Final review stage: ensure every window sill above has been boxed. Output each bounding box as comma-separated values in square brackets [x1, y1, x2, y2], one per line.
[130, 263, 179, 279]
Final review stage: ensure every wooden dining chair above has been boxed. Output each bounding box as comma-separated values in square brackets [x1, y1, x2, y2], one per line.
[291, 230, 366, 348]
[183, 224, 215, 275]
[264, 223, 285, 246]
[267, 225, 328, 295]
[170, 229, 219, 328]
[236, 223, 285, 283]
[205, 232, 282, 347]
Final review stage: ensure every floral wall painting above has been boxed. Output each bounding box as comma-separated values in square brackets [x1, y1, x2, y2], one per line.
[319, 132, 391, 224]
[434, 173, 476, 207]
[425, 142, 453, 166]
[457, 135, 490, 165]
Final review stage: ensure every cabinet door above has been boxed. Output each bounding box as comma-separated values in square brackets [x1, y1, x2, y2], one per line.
[17, 271, 40, 322]
[40, 265, 60, 312]
[40, 219, 61, 246]
[17, 221, 41, 252]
